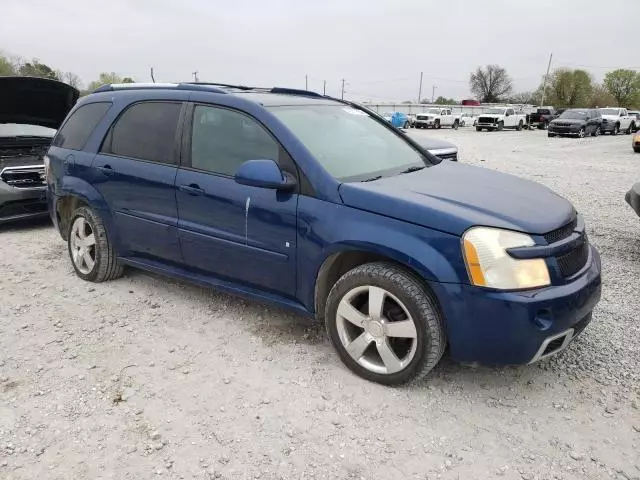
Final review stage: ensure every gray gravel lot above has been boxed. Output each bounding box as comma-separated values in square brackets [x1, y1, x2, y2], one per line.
[1, 128, 639, 480]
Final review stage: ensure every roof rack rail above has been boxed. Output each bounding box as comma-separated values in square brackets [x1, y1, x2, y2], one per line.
[92, 82, 228, 94]
[270, 87, 323, 98]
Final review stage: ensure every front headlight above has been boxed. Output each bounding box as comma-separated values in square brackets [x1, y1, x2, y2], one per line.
[462, 227, 550, 290]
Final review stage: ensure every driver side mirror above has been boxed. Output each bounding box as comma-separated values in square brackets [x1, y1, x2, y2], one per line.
[235, 159, 296, 191]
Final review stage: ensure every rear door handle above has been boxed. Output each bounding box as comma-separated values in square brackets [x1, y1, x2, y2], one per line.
[96, 165, 115, 176]
[178, 184, 204, 196]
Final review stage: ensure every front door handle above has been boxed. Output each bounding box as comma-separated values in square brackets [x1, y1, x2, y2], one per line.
[178, 184, 204, 196]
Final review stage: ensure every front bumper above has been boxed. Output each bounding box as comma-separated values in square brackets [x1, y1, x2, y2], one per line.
[625, 182, 640, 217]
[415, 120, 435, 126]
[429, 245, 602, 365]
[548, 125, 582, 135]
[0, 182, 48, 224]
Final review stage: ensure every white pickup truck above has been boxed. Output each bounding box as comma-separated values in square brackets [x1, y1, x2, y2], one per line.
[414, 108, 461, 129]
[598, 107, 636, 135]
[476, 107, 527, 132]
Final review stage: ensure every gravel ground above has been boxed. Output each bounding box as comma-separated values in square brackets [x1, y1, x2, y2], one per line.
[1, 128, 639, 480]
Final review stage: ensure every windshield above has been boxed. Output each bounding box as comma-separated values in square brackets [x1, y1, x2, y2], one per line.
[599, 108, 619, 116]
[268, 105, 429, 182]
[0, 124, 56, 138]
[486, 108, 506, 114]
[536, 109, 551, 114]
[425, 108, 441, 114]
[559, 110, 587, 119]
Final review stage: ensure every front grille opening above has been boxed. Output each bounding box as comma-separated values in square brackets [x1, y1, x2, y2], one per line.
[544, 217, 577, 244]
[556, 242, 589, 278]
[1, 170, 45, 188]
[542, 336, 566, 356]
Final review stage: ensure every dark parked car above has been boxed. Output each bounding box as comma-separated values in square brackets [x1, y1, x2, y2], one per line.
[47, 82, 601, 385]
[548, 109, 602, 138]
[529, 107, 557, 129]
[626, 183, 640, 218]
[0, 77, 78, 224]
[407, 133, 458, 161]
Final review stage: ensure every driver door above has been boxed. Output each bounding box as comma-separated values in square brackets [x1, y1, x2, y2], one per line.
[176, 103, 299, 296]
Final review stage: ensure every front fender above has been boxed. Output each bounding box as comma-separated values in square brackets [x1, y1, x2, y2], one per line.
[297, 197, 466, 312]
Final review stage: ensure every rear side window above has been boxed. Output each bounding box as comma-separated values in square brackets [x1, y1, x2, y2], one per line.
[53, 102, 111, 150]
[102, 102, 182, 164]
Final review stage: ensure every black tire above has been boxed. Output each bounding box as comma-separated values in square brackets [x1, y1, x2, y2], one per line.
[452, 120, 459, 130]
[541, 122, 548, 130]
[634, 147, 640, 153]
[516, 120, 523, 131]
[435, 119, 441, 129]
[592, 127, 601, 137]
[625, 123, 633, 134]
[68, 206, 124, 282]
[325, 262, 446, 385]
[497, 121, 504, 131]
[476, 127, 482, 132]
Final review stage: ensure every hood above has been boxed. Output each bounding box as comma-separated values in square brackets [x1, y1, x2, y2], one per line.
[406, 133, 456, 151]
[339, 161, 575, 236]
[0, 76, 80, 129]
[551, 118, 585, 125]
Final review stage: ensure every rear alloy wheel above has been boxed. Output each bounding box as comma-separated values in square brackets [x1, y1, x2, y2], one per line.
[592, 127, 601, 137]
[68, 206, 124, 282]
[460, 120, 466, 127]
[578, 127, 586, 138]
[326, 263, 445, 385]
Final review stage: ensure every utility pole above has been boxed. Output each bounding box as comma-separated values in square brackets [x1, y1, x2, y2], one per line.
[418, 72, 423, 104]
[341, 79, 346, 100]
[192, 71, 199, 83]
[432, 85, 437, 103]
[540, 53, 553, 107]
[305, 75, 308, 90]
[323, 80, 326, 95]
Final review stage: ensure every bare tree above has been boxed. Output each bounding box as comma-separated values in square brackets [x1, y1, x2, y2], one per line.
[469, 65, 513, 103]
[59, 71, 83, 89]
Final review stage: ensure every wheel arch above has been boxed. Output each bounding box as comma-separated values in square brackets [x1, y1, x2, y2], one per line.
[313, 242, 457, 322]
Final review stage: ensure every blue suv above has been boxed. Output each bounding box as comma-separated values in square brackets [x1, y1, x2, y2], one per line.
[46, 83, 602, 384]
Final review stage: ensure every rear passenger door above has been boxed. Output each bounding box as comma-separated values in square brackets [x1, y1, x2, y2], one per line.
[175, 103, 299, 296]
[92, 101, 184, 263]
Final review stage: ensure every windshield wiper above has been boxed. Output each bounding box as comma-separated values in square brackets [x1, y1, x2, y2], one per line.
[400, 165, 425, 174]
[361, 175, 383, 182]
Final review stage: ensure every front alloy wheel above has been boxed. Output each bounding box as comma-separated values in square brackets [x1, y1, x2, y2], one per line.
[578, 127, 586, 138]
[326, 263, 445, 385]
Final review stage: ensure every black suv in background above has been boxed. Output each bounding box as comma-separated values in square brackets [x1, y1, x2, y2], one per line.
[548, 109, 602, 138]
[0, 77, 78, 224]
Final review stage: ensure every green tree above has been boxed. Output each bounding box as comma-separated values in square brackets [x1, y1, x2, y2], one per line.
[17, 59, 60, 80]
[87, 72, 135, 91]
[0, 54, 16, 76]
[603, 69, 640, 107]
[588, 83, 617, 108]
[545, 69, 593, 108]
[433, 96, 458, 105]
[469, 64, 513, 103]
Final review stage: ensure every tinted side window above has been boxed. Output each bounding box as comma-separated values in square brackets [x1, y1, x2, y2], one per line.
[53, 102, 111, 150]
[190, 105, 280, 176]
[102, 102, 182, 164]
[506, 108, 515, 115]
